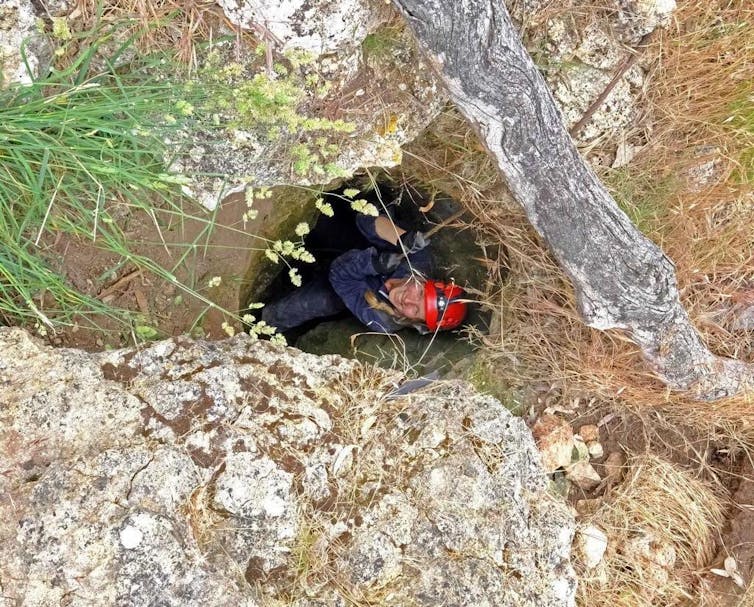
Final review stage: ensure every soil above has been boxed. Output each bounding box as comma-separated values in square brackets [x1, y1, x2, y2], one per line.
[526, 384, 754, 605]
[37, 185, 316, 350]
[700, 459, 754, 605]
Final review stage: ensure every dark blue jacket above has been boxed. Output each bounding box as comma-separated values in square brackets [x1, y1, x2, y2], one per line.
[328, 215, 432, 333]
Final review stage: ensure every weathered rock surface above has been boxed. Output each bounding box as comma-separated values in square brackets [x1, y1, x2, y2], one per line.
[217, 0, 385, 56]
[0, 0, 54, 85]
[0, 327, 576, 606]
[507, 0, 676, 147]
[177, 0, 447, 208]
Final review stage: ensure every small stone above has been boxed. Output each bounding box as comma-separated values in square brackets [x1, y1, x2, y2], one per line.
[549, 469, 570, 497]
[565, 461, 601, 490]
[578, 424, 600, 442]
[587, 441, 604, 459]
[532, 414, 575, 472]
[575, 524, 608, 569]
[572, 438, 590, 462]
[575, 498, 602, 517]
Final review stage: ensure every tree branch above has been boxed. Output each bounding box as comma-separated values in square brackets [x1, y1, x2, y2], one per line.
[391, 0, 754, 400]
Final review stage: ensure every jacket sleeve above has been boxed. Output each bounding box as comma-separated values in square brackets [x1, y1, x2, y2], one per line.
[328, 248, 403, 333]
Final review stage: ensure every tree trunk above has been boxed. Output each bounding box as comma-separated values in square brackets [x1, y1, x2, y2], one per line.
[392, 0, 754, 400]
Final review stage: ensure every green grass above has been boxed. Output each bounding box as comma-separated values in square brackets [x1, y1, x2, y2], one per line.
[601, 167, 677, 236]
[361, 26, 404, 61]
[0, 35, 218, 332]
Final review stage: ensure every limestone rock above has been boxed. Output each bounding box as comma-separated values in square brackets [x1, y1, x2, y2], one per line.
[573, 437, 591, 462]
[0, 327, 576, 606]
[506, 0, 676, 146]
[532, 414, 575, 472]
[616, 0, 677, 42]
[575, 524, 609, 570]
[587, 441, 604, 459]
[578, 424, 600, 442]
[176, 0, 446, 209]
[0, 0, 54, 86]
[566, 461, 602, 490]
[216, 0, 386, 56]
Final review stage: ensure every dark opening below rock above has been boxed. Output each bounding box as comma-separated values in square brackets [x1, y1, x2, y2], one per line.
[254, 176, 493, 375]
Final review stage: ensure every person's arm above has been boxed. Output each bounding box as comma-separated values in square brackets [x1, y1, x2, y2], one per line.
[355, 214, 404, 248]
[356, 214, 429, 255]
[328, 248, 402, 333]
[373, 215, 406, 245]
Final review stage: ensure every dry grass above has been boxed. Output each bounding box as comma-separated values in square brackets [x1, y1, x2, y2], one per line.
[400, 4, 754, 601]
[576, 454, 727, 606]
[70, 0, 238, 68]
[403, 0, 754, 435]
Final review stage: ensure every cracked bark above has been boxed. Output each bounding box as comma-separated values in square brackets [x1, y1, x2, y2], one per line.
[392, 0, 754, 400]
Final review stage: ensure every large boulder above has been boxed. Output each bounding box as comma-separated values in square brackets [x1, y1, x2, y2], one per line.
[172, 0, 447, 208]
[0, 327, 576, 606]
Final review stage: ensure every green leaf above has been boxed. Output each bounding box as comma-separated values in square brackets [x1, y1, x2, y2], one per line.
[135, 325, 158, 340]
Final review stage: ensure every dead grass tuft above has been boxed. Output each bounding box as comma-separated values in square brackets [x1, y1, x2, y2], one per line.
[71, 0, 238, 67]
[577, 454, 727, 606]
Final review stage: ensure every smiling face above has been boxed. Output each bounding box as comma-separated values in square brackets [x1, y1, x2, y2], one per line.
[386, 277, 426, 321]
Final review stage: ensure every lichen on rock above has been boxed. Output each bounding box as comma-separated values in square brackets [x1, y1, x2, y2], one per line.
[1, 327, 576, 605]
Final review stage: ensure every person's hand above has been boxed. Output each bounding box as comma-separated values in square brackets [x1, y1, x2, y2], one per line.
[373, 251, 404, 275]
[400, 230, 430, 254]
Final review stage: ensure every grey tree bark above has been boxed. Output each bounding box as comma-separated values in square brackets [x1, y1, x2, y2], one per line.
[392, 0, 754, 400]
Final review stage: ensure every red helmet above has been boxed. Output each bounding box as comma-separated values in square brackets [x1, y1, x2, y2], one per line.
[424, 280, 467, 331]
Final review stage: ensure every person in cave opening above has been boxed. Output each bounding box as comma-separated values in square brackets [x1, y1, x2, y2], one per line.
[260, 202, 468, 338]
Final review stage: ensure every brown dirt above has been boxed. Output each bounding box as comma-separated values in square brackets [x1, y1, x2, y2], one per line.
[699, 458, 754, 606]
[38, 186, 314, 351]
[530, 389, 754, 605]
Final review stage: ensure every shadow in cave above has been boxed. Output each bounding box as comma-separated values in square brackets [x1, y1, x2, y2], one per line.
[255, 177, 493, 376]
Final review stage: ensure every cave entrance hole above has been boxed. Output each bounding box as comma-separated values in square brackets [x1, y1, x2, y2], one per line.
[251, 175, 493, 376]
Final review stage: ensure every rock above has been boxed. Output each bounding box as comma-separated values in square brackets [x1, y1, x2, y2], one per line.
[575, 498, 602, 517]
[616, 0, 676, 42]
[532, 414, 575, 472]
[573, 437, 591, 462]
[505, 0, 676, 146]
[172, 1, 446, 209]
[0, 327, 577, 606]
[575, 524, 608, 569]
[622, 532, 677, 587]
[578, 424, 600, 442]
[0, 0, 54, 86]
[216, 0, 386, 56]
[566, 461, 602, 490]
[587, 441, 604, 459]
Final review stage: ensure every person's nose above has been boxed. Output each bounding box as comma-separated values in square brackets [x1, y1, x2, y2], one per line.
[407, 284, 422, 305]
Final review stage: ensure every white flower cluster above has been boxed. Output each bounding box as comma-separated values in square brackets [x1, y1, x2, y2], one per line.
[350, 199, 379, 216]
[315, 197, 334, 217]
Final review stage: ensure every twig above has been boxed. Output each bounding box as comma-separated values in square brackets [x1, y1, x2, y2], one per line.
[97, 269, 142, 300]
[569, 32, 655, 140]
[424, 209, 466, 238]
